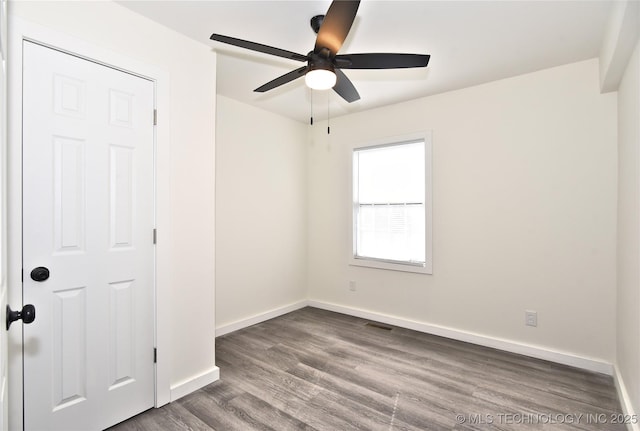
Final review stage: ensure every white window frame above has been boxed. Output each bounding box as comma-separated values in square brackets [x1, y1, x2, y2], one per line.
[350, 132, 433, 274]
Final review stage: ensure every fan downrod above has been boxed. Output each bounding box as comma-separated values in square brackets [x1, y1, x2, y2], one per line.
[310, 15, 324, 34]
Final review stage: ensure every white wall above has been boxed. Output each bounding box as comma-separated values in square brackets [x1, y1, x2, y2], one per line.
[307, 59, 618, 364]
[7, 0, 217, 423]
[215, 95, 307, 333]
[616, 39, 640, 418]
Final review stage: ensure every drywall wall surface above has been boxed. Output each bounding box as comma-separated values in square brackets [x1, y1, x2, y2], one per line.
[216, 95, 307, 329]
[307, 59, 617, 362]
[10, 0, 217, 395]
[617, 40, 640, 416]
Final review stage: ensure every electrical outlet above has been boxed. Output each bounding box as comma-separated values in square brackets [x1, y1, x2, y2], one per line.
[349, 281, 357, 292]
[525, 310, 537, 327]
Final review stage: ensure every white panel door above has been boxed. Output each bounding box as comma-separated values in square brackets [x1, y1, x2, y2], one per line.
[0, 0, 8, 429]
[22, 41, 155, 431]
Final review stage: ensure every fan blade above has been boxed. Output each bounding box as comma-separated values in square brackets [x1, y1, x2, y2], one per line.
[254, 66, 308, 93]
[210, 34, 308, 62]
[333, 69, 360, 103]
[314, 0, 360, 55]
[335, 53, 430, 69]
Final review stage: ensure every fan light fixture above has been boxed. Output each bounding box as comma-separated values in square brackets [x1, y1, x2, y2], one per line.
[305, 68, 336, 90]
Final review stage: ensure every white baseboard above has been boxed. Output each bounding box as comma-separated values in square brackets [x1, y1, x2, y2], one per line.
[307, 300, 613, 375]
[169, 366, 220, 402]
[212, 298, 613, 375]
[614, 366, 640, 431]
[215, 300, 308, 337]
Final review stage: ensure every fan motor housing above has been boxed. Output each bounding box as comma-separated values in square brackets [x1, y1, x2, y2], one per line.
[308, 51, 334, 71]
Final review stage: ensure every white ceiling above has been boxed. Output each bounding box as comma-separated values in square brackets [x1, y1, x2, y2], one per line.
[117, 0, 613, 123]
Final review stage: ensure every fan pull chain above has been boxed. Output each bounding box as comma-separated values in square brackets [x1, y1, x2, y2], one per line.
[327, 95, 331, 135]
[310, 89, 314, 126]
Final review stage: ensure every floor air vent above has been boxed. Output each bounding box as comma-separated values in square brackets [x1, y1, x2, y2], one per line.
[365, 322, 393, 331]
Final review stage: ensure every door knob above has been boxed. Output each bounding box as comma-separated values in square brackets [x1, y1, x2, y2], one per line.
[30, 266, 49, 282]
[6, 304, 36, 330]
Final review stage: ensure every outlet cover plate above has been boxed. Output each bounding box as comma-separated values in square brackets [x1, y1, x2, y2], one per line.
[525, 310, 537, 327]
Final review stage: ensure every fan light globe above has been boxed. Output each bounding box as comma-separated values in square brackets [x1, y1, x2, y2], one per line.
[305, 69, 337, 90]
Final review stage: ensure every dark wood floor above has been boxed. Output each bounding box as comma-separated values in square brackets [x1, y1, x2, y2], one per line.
[110, 307, 625, 430]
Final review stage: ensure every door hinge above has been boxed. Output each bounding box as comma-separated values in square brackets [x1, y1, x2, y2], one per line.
[154, 348, 157, 363]
[153, 228, 157, 245]
[153, 109, 157, 126]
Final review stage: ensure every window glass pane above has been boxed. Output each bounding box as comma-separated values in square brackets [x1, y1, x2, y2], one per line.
[354, 140, 426, 264]
[356, 203, 425, 262]
[356, 141, 424, 203]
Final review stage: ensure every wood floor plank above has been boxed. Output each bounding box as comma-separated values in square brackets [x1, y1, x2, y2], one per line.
[111, 401, 215, 431]
[109, 307, 626, 431]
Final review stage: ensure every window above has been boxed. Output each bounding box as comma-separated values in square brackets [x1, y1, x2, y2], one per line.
[351, 134, 432, 274]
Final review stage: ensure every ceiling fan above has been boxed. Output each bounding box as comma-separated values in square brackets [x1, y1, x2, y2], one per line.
[210, 0, 430, 103]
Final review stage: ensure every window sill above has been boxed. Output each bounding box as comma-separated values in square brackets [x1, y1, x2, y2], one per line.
[349, 257, 432, 274]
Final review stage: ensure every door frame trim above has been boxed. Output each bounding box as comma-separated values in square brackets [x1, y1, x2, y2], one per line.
[7, 16, 172, 430]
